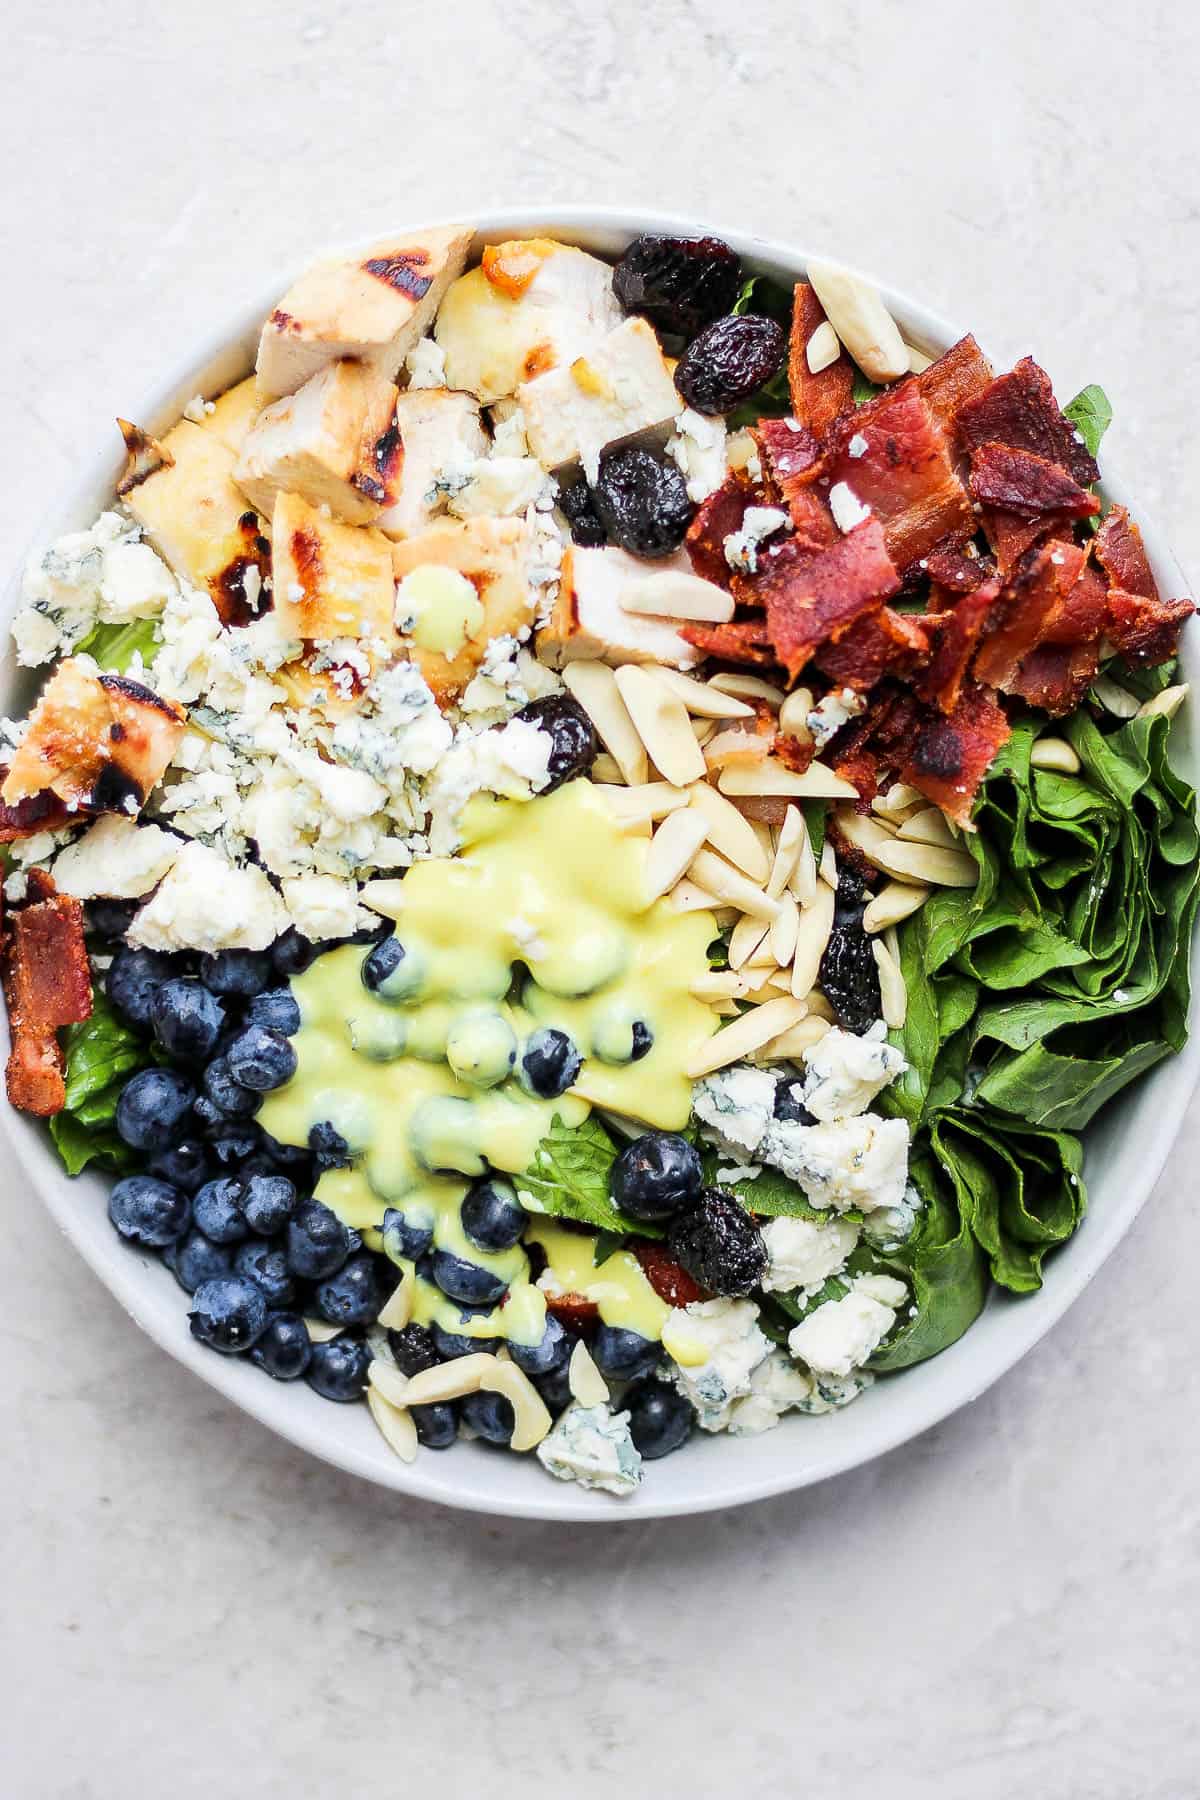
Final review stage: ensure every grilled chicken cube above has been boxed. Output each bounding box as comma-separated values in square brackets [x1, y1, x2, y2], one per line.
[537, 545, 703, 670]
[1, 657, 185, 812]
[196, 376, 262, 455]
[235, 360, 401, 525]
[256, 223, 474, 404]
[391, 517, 535, 704]
[119, 419, 269, 625]
[519, 317, 683, 480]
[377, 387, 488, 539]
[271, 491, 398, 643]
[434, 239, 623, 404]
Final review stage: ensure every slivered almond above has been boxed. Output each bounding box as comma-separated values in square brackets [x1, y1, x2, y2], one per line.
[873, 781, 924, 816]
[367, 1387, 419, 1463]
[620, 571, 735, 623]
[688, 848, 781, 919]
[368, 1358, 412, 1409]
[690, 970, 743, 1000]
[1137, 682, 1189, 720]
[743, 975, 788, 1004]
[686, 995, 810, 1078]
[718, 759, 857, 799]
[377, 1268, 415, 1331]
[726, 429, 759, 474]
[653, 667, 755, 719]
[769, 891, 800, 965]
[805, 258, 909, 383]
[592, 752, 625, 784]
[791, 883, 836, 997]
[568, 1340, 610, 1407]
[402, 1352, 495, 1406]
[668, 878, 722, 914]
[646, 808, 711, 901]
[479, 1357, 552, 1451]
[709, 672, 786, 708]
[818, 839, 838, 889]
[704, 727, 772, 769]
[759, 1015, 831, 1058]
[862, 879, 931, 932]
[777, 687, 814, 739]
[873, 937, 907, 1028]
[835, 805, 978, 887]
[799, 987, 835, 1022]
[304, 1318, 346, 1344]
[767, 805, 806, 898]
[746, 928, 781, 970]
[687, 780, 771, 880]
[359, 879, 407, 919]
[1029, 735, 1082, 769]
[563, 661, 648, 786]
[690, 717, 717, 746]
[728, 912, 771, 969]
[614, 665, 707, 787]
[1092, 674, 1139, 719]
[906, 343, 934, 373]
[711, 998, 741, 1015]
[897, 807, 959, 848]
[806, 320, 841, 374]
[597, 781, 689, 825]
[787, 814, 818, 905]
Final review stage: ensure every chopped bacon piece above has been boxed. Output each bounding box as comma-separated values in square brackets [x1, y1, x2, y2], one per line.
[901, 684, 1011, 826]
[825, 383, 973, 573]
[680, 618, 777, 667]
[973, 540, 1088, 690]
[1042, 554, 1108, 646]
[1007, 640, 1100, 717]
[956, 356, 1098, 487]
[1093, 505, 1159, 600]
[915, 582, 1000, 713]
[753, 517, 900, 679]
[915, 334, 994, 433]
[633, 1240, 707, 1307]
[754, 417, 836, 547]
[787, 282, 855, 432]
[814, 606, 931, 689]
[981, 507, 1061, 577]
[1104, 590, 1196, 668]
[775, 733, 816, 775]
[923, 539, 996, 593]
[968, 442, 1099, 520]
[2, 892, 92, 1116]
[0, 788, 76, 844]
[685, 470, 756, 589]
[831, 685, 922, 802]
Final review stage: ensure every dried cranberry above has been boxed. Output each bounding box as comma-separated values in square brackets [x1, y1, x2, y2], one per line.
[612, 234, 743, 341]
[558, 476, 607, 547]
[592, 446, 693, 559]
[666, 1189, 767, 1297]
[513, 694, 597, 790]
[675, 313, 788, 416]
[819, 875, 882, 1034]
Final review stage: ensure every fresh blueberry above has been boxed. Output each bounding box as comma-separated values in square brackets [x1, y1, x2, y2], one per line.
[106, 946, 174, 1028]
[234, 1239, 296, 1307]
[257, 1129, 312, 1173]
[189, 1275, 269, 1353]
[773, 1079, 815, 1125]
[610, 1131, 703, 1222]
[226, 1026, 297, 1093]
[630, 1021, 654, 1061]
[381, 1205, 434, 1263]
[534, 1360, 575, 1415]
[202, 1057, 261, 1120]
[192, 1177, 249, 1245]
[624, 1377, 693, 1459]
[150, 978, 225, 1061]
[431, 1249, 508, 1307]
[165, 1229, 234, 1293]
[315, 1252, 383, 1326]
[286, 1198, 356, 1279]
[147, 1138, 211, 1194]
[247, 987, 301, 1035]
[271, 927, 319, 978]
[432, 1319, 500, 1361]
[507, 1313, 571, 1377]
[199, 949, 272, 999]
[460, 1177, 526, 1252]
[207, 1129, 261, 1168]
[250, 1312, 312, 1381]
[305, 1334, 371, 1401]
[241, 1172, 298, 1236]
[362, 935, 406, 992]
[592, 1324, 659, 1381]
[87, 897, 138, 942]
[108, 1174, 190, 1247]
[461, 1389, 515, 1445]
[387, 1323, 439, 1375]
[412, 1403, 458, 1449]
[115, 1068, 196, 1153]
[309, 1121, 351, 1171]
[519, 1027, 582, 1099]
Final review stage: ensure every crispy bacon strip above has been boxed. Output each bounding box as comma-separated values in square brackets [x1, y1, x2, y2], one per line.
[754, 417, 836, 546]
[1007, 640, 1101, 717]
[752, 518, 900, 679]
[923, 539, 996, 593]
[1041, 554, 1108, 646]
[825, 384, 973, 573]
[915, 582, 1001, 714]
[774, 734, 816, 775]
[973, 540, 1088, 691]
[0, 789, 76, 844]
[981, 507, 1061, 578]
[1104, 590, 1196, 668]
[684, 470, 756, 589]
[831, 685, 922, 803]
[680, 618, 777, 667]
[814, 607, 931, 690]
[915, 334, 994, 433]
[901, 684, 1011, 826]
[1093, 505, 1159, 600]
[787, 282, 855, 432]
[3, 892, 92, 1116]
[956, 356, 1098, 487]
[968, 442, 1099, 520]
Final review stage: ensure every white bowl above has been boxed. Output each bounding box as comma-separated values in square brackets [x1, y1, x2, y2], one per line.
[4, 207, 1197, 1521]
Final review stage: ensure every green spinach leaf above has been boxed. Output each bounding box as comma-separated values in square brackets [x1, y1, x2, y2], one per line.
[517, 1114, 659, 1237]
[1062, 384, 1113, 461]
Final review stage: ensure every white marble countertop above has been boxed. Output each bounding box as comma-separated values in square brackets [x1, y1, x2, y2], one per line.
[3, 1, 1199, 1793]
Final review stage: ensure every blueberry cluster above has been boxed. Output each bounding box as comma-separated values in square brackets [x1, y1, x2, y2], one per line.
[610, 1129, 768, 1298]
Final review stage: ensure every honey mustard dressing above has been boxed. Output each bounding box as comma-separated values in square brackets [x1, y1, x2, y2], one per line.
[259, 779, 716, 1347]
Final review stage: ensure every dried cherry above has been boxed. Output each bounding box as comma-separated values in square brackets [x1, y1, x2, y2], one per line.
[666, 1189, 767, 1298]
[819, 872, 882, 1033]
[558, 476, 607, 548]
[675, 313, 787, 416]
[612, 234, 743, 341]
[592, 445, 693, 559]
[513, 694, 598, 790]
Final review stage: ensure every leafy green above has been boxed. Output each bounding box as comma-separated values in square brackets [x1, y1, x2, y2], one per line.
[852, 369, 883, 406]
[802, 800, 827, 863]
[727, 273, 794, 427]
[49, 989, 151, 1176]
[76, 618, 162, 674]
[732, 273, 793, 324]
[1063, 384, 1113, 461]
[868, 1154, 989, 1369]
[704, 1154, 851, 1223]
[517, 1114, 661, 1237]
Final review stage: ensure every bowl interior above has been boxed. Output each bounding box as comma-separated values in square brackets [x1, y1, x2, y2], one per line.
[4, 207, 1196, 1521]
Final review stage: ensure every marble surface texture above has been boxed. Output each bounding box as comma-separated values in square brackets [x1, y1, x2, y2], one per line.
[3, 1, 1199, 1794]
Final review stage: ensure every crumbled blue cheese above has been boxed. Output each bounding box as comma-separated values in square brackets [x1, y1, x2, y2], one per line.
[535, 1402, 643, 1498]
[423, 718, 553, 856]
[692, 1065, 778, 1157]
[13, 512, 176, 665]
[128, 840, 290, 953]
[801, 1020, 907, 1122]
[761, 1214, 860, 1294]
[404, 335, 448, 389]
[723, 506, 789, 575]
[807, 686, 867, 749]
[445, 457, 551, 520]
[280, 874, 370, 940]
[51, 815, 180, 900]
[828, 482, 871, 534]
[787, 1273, 908, 1377]
[760, 1112, 910, 1214]
[663, 1298, 770, 1432]
[725, 1351, 820, 1436]
[459, 634, 561, 723]
[666, 408, 728, 503]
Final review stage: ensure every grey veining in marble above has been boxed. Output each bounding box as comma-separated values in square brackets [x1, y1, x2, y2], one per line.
[2, 1, 1199, 1794]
